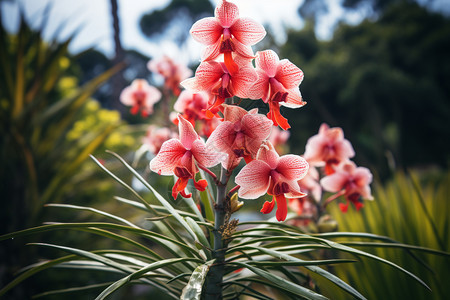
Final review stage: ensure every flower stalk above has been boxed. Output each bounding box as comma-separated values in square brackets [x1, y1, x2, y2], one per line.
[205, 167, 230, 299]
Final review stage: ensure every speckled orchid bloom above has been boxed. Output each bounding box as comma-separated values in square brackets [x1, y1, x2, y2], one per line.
[190, 0, 266, 73]
[147, 56, 192, 96]
[173, 90, 210, 124]
[120, 79, 161, 117]
[247, 50, 306, 130]
[150, 115, 221, 199]
[235, 141, 309, 221]
[206, 105, 273, 170]
[304, 123, 355, 175]
[320, 161, 373, 212]
[181, 59, 257, 117]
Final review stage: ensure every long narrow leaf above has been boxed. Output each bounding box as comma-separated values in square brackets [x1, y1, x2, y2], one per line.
[230, 262, 328, 300]
[95, 258, 200, 300]
[180, 264, 209, 300]
[239, 246, 366, 300]
[106, 151, 198, 242]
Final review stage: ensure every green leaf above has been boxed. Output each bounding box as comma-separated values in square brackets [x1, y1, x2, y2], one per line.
[115, 196, 201, 220]
[0, 223, 202, 260]
[231, 262, 329, 300]
[32, 282, 114, 298]
[45, 203, 138, 228]
[180, 264, 209, 300]
[95, 258, 199, 300]
[106, 151, 198, 243]
[324, 240, 431, 290]
[236, 246, 366, 300]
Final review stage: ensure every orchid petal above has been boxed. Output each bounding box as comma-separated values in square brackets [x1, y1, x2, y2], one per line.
[191, 139, 222, 168]
[255, 50, 279, 78]
[229, 67, 258, 98]
[277, 155, 309, 181]
[247, 70, 269, 100]
[260, 199, 276, 214]
[180, 77, 200, 92]
[285, 179, 307, 198]
[232, 38, 255, 59]
[202, 40, 222, 61]
[281, 88, 306, 108]
[177, 115, 199, 149]
[230, 17, 266, 45]
[235, 160, 272, 199]
[256, 141, 279, 169]
[274, 194, 288, 221]
[190, 17, 223, 45]
[320, 173, 348, 193]
[241, 113, 273, 139]
[223, 105, 248, 122]
[275, 59, 304, 89]
[215, 0, 239, 28]
[149, 139, 186, 175]
[191, 61, 224, 91]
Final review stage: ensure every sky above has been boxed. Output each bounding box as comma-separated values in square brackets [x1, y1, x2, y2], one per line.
[2, 0, 448, 64]
[0, 0, 358, 63]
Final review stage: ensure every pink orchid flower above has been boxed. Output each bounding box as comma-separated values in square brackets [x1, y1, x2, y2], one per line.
[304, 123, 355, 175]
[172, 90, 220, 137]
[181, 59, 257, 117]
[120, 79, 161, 117]
[173, 90, 210, 124]
[206, 105, 273, 170]
[235, 141, 309, 221]
[150, 115, 221, 199]
[247, 50, 306, 130]
[190, 0, 266, 74]
[143, 125, 178, 155]
[320, 161, 373, 212]
[147, 56, 193, 96]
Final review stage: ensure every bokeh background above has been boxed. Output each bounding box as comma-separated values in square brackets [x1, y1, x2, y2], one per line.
[1, 0, 449, 299]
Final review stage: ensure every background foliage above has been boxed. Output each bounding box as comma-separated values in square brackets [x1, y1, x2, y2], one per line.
[1, 0, 449, 298]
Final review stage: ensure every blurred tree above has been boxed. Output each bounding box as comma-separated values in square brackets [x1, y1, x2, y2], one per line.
[298, 0, 434, 23]
[139, 0, 213, 45]
[0, 11, 123, 298]
[282, 2, 450, 178]
[110, 0, 127, 110]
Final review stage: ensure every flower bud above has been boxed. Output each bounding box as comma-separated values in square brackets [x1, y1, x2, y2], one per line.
[230, 192, 244, 213]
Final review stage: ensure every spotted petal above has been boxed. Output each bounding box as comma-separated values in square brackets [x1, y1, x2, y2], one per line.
[149, 139, 186, 175]
[230, 17, 266, 45]
[178, 114, 199, 149]
[223, 105, 248, 123]
[275, 59, 304, 89]
[190, 17, 223, 45]
[255, 50, 279, 78]
[246, 69, 270, 101]
[277, 155, 309, 181]
[191, 139, 222, 168]
[281, 88, 306, 108]
[215, 0, 239, 28]
[256, 141, 279, 169]
[229, 66, 258, 98]
[236, 160, 272, 199]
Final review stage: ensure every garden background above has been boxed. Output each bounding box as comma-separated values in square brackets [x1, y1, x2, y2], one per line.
[0, 0, 449, 299]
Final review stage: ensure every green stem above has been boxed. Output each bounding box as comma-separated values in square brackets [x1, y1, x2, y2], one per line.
[205, 167, 229, 299]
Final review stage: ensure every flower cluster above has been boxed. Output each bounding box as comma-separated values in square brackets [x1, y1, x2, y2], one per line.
[121, 0, 372, 222]
[302, 123, 373, 213]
